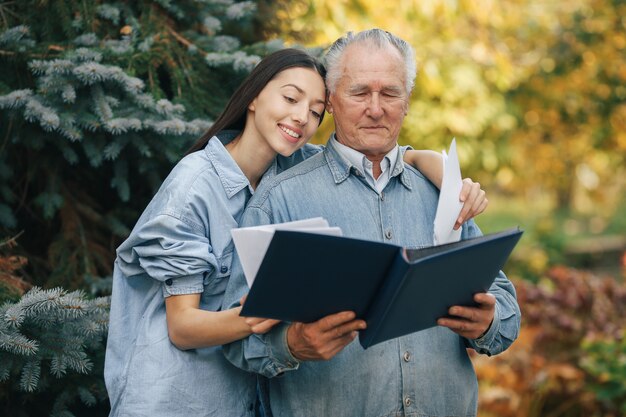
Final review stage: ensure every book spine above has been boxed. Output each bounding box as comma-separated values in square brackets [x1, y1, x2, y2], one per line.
[360, 253, 410, 349]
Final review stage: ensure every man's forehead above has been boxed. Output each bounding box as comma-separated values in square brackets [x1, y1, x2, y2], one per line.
[341, 68, 406, 90]
[346, 80, 405, 92]
[339, 44, 405, 83]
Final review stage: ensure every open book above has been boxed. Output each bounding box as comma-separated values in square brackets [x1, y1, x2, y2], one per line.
[231, 217, 342, 288]
[233, 222, 522, 349]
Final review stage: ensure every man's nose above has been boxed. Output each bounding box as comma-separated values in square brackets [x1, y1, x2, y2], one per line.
[366, 93, 383, 118]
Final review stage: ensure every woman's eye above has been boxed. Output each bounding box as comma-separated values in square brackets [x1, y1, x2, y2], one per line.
[284, 96, 297, 103]
[310, 110, 321, 119]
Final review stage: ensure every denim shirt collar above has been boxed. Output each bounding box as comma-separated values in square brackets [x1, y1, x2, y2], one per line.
[204, 130, 253, 198]
[324, 133, 412, 190]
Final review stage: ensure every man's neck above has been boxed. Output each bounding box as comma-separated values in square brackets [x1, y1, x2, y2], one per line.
[331, 136, 399, 193]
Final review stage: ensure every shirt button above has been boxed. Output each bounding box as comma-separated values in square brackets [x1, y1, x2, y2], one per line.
[380, 192, 385, 201]
[404, 397, 412, 406]
[165, 278, 173, 286]
[385, 230, 392, 240]
[403, 351, 412, 362]
[220, 265, 228, 273]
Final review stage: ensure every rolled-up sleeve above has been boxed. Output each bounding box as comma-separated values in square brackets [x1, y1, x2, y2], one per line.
[117, 213, 217, 296]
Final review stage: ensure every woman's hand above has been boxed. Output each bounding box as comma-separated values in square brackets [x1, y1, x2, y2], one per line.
[240, 294, 281, 334]
[455, 178, 488, 230]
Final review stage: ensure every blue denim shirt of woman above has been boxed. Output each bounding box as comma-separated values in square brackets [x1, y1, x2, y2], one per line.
[104, 131, 318, 417]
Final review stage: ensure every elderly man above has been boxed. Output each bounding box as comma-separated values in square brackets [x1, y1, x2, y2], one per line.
[224, 29, 521, 417]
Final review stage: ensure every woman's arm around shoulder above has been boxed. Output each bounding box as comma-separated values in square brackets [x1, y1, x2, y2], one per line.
[403, 149, 489, 230]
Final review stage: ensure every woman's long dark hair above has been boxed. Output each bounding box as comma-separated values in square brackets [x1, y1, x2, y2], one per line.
[185, 48, 326, 155]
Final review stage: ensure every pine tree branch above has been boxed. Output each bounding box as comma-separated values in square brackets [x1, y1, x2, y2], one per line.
[0, 2, 20, 28]
[165, 27, 208, 57]
[0, 230, 24, 248]
[0, 49, 56, 58]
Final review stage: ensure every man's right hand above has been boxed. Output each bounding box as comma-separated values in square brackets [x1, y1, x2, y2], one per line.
[287, 311, 367, 361]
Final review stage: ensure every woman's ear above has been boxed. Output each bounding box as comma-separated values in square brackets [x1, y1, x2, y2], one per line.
[248, 98, 257, 112]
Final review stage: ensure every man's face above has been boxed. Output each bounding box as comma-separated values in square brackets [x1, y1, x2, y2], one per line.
[327, 43, 410, 160]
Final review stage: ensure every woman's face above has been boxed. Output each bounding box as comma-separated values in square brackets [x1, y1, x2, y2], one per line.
[247, 67, 326, 157]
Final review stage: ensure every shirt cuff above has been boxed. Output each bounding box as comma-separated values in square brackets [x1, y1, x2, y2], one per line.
[471, 304, 500, 353]
[161, 273, 205, 297]
[263, 324, 300, 376]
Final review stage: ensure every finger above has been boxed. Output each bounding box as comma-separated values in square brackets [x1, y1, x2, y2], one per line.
[245, 316, 269, 326]
[456, 183, 480, 226]
[316, 311, 357, 331]
[460, 180, 480, 203]
[437, 317, 476, 333]
[447, 305, 478, 322]
[475, 197, 489, 216]
[250, 319, 281, 334]
[474, 292, 496, 308]
[467, 189, 486, 218]
[239, 294, 248, 306]
[459, 178, 474, 202]
[459, 179, 469, 202]
[331, 319, 367, 340]
[437, 318, 484, 339]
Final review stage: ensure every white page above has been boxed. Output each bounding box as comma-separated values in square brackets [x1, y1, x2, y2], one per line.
[231, 217, 342, 287]
[433, 138, 463, 245]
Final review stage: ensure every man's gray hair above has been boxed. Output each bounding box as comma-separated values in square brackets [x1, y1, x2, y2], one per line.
[324, 29, 417, 94]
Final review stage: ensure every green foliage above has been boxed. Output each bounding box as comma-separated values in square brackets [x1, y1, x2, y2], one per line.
[581, 335, 626, 413]
[469, 266, 626, 417]
[518, 267, 626, 416]
[0, 0, 276, 290]
[0, 1, 282, 414]
[280, 0, 626, 281]
[0, 286, 109, 416]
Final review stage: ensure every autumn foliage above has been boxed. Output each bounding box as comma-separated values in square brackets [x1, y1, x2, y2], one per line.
[473, 266, 626, 417]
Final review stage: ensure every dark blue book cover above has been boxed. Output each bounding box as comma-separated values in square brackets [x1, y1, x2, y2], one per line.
[240, 227, 523, 348]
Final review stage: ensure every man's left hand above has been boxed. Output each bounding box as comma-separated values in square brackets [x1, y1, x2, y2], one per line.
[437, 292, 495, 340]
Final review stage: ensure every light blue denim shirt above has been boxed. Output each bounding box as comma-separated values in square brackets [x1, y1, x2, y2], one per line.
[331, 134, 398, 193]
[223, 137, 521, 417]
[104, 132, 320, 417]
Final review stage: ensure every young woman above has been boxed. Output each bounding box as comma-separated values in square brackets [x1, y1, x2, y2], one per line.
[104, 48, 487, 417]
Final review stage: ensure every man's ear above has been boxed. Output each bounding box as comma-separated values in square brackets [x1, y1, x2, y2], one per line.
[326, 96, 333, 114]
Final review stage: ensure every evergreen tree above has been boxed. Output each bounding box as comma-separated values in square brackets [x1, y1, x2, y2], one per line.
[0, 0, 280, 289]
[0, 1, 284, 415]
[0, 287, 109, 416]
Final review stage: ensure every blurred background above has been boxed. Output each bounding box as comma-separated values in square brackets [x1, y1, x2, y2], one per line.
[0, 0, 624, 416]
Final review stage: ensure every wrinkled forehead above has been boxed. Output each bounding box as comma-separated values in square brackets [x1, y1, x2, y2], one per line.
[338, 43, 407, 88]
